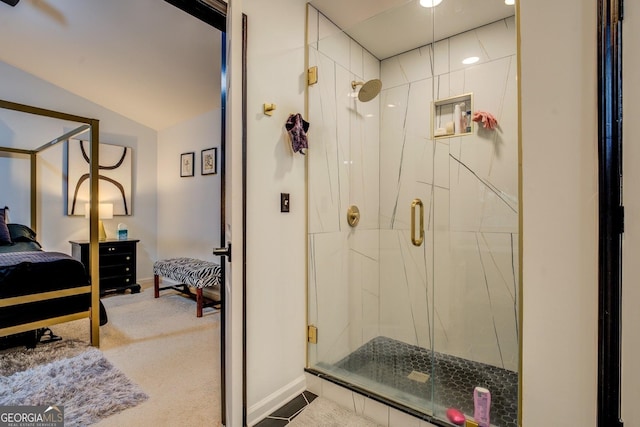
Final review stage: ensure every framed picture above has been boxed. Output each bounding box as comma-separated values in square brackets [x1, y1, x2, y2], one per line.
[181, 152, 195, 177]
[201, 147, 217, 175]
[66, 139, 133, 216]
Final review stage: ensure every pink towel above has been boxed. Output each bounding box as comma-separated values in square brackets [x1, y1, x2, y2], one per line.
[472, 111, 498, 130]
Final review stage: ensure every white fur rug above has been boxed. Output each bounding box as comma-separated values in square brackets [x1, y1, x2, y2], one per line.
[0, 341, 148, 427]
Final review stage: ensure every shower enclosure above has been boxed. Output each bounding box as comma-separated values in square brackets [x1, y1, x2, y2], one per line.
[306, 1, 519, 426]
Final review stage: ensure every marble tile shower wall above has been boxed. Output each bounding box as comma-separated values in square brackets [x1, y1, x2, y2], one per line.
[307, 6, 382, 366]
[379, 16, 518, 371]
[308, 5, 518, 373]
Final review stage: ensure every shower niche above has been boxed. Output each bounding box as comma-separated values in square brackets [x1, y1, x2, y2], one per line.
[306, 2, 519, 427]
[433, 93, 474, 138]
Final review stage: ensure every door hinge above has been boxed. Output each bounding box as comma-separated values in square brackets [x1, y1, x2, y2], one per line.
[307, 325, 318, 344]
[308, 66, 318, 86]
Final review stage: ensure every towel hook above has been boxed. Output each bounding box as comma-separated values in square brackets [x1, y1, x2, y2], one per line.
[264, 103, 276, 116]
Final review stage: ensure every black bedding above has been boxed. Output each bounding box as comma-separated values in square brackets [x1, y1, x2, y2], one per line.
[0, 251, 90, 298]
[0, 223, 106, 331]
[0, 241, 42, 254]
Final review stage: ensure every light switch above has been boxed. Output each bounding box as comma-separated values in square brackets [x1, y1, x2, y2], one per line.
[280, 193, 290, 213]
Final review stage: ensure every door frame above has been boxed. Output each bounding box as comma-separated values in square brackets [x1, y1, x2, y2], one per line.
[597, 0, 623, 426]
[163, 1, 247, 425]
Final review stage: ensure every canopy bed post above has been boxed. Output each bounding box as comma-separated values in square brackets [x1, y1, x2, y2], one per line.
[0, 99, 102, 347]
[89, 119, 100, 346]
[30, 153, 36, 231]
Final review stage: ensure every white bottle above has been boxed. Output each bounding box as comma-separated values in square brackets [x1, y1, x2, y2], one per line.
[454, 103, 461, 134]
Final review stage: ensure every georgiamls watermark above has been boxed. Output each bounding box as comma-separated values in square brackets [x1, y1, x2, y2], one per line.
[0, 406, 64, 427]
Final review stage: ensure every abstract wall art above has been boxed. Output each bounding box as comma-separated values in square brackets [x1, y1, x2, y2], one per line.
[66, 139, 133, 216]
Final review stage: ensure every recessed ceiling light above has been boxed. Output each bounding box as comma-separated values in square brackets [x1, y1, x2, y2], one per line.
[462, 56, 480, 65]
[505, 0, 515, 5]
[387, 104, 397, 108]
[420, 0, 443, 8]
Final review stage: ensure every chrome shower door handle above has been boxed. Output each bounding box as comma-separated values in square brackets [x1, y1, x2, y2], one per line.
[411, 198, 424, 247]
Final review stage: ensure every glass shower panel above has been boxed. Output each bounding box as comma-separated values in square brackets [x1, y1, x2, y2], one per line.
[430, 4, 519, 427]
[306, 2, 437, 415]
[307, 2, 519, 425]
[306, 3, 385, 389]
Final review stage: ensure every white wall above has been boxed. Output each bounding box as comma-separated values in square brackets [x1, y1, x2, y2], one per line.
[0, 60, 159, 279]
[156, 109, 222, 262]
[243, 0, 308, 424]
[520, 1, 598, 426]
[622, 0, 640, 424]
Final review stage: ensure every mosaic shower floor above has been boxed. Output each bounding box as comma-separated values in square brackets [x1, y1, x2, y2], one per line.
[329, 336, 517, 427]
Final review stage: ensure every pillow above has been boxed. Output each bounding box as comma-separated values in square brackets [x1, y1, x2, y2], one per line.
[0, 208, 11, 245]
[7, 223, 38, 243]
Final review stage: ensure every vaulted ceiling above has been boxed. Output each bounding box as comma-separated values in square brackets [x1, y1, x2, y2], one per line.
[0, 0, 221, 131]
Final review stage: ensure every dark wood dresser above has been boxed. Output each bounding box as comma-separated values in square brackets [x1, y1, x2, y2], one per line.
[70, 239, 141, 296]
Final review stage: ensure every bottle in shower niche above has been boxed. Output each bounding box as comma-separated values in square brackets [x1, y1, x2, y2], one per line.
[454, 103, 462, 134]
[473, 386, 491, 427]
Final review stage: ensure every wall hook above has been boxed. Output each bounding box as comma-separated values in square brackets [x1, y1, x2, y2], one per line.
[264, 103, 276, 116]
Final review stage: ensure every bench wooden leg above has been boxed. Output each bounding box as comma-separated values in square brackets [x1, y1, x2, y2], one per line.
[196, 288, 203, 318]
[154, 275, 160, 298]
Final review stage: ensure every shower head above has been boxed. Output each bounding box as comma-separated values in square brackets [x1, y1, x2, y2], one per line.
[351, 79, 382, 102]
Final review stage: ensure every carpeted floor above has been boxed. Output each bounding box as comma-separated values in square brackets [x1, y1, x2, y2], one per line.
[96, 285, 221, 426]
[2, 282, 221, 426]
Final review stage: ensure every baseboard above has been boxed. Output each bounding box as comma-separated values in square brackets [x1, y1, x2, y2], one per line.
[247, 375, 306, 426]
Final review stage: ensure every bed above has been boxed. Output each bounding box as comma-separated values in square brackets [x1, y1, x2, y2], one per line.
[0, 99, 103, 346]
[0, 221, 107, 343]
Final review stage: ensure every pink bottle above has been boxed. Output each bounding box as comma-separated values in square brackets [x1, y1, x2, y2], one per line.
[473, 386, 491, 427]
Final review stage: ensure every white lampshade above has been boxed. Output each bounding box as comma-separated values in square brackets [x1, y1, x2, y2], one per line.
[84, 203, 114, 219]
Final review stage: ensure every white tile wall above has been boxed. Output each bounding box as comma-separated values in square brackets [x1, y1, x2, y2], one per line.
[378, 17, 518, 369]
[318, 13, 351, 72]
[307, 6, 318, 50]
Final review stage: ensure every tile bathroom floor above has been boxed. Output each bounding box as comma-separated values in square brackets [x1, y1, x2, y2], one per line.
[254, 391, 318, 427]
[333, 336, 518, 427]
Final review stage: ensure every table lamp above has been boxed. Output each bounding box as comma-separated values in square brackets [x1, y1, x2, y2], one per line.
[85, 203, 114, 241]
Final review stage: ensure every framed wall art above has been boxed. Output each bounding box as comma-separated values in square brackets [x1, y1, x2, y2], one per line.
[66, 139, 133, 216]
[201, 147, 217, 175]
[181, 152, 195, 177]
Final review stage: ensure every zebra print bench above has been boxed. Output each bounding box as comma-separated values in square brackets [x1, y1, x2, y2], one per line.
[153, 258, 221, 317]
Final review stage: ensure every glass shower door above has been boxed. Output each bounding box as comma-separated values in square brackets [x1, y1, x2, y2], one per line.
[429, 4, 520, 427]
[306, 1, 437, 416]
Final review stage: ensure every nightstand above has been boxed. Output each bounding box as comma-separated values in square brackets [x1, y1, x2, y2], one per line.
[70, 239, 141, 296]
